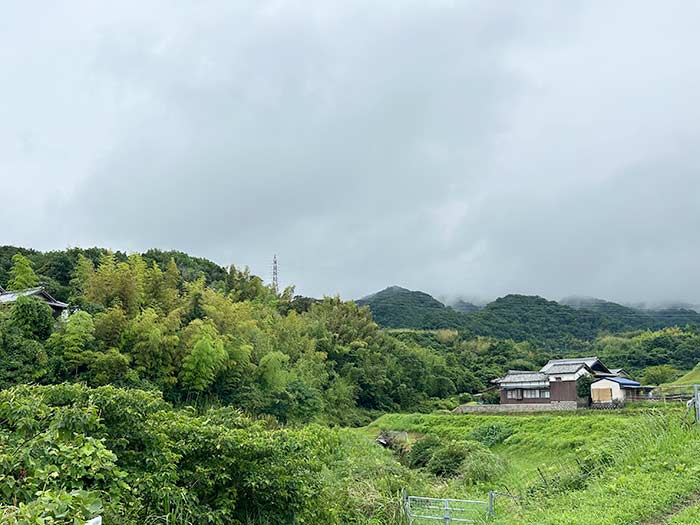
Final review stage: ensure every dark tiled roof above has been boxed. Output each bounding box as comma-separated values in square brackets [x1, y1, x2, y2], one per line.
[497, 370, 548, 384]
[543, 363, 587, 375]
[540, 357, 600, 372]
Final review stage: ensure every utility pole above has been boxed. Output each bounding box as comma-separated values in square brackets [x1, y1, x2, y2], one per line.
[272, 254, 279, 294]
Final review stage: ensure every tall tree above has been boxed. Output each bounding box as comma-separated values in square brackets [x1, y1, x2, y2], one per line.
[7, 254, 39, 290]
[9, 296, 54, 340]
[179, 334, 228, 394]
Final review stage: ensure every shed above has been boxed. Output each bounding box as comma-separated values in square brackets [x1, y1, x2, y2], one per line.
[590, 377, 641, 403]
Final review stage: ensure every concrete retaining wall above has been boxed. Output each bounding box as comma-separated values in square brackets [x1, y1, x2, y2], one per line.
[452, 401, 578, 413]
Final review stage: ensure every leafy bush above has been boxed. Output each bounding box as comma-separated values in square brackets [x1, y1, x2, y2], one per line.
[426, 440, 492, 478]
[459, 446, 507, 483]
[458, 392, 473, 404]
[468, 422, 513, 447]
[641, 364, 682, 385]
[407, 435, 442, 468]
[481, 390, 501, 405]
[426, 442, 467, 477]
[0, 384, 422, 525]
[1, 489, 103, 525]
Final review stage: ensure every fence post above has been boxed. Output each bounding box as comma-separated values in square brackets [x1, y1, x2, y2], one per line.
[488, 491, 495, 517]
[444, 497, 450, 524]
[694, 385, 700, 425]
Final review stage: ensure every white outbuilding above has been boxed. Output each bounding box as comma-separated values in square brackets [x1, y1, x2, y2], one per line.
[590, 377, 642, 403]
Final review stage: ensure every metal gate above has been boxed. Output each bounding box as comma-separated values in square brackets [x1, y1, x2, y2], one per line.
[404, 495, 490, 524]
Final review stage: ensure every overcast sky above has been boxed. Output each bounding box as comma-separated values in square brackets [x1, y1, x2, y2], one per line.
[2, 1, 700, 304]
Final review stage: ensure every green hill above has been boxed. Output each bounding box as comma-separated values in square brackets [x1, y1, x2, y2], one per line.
[359, 287, 700, 346]
[356, 286, 467, 329]
[560, 295, 656, 331]
[561, 295, 700, 331]
[668, 364, 700, 386]
[466, 294, 602, 342]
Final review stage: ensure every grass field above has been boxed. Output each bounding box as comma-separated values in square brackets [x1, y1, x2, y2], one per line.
[669, 364, 700, 386]
[368, 406, 700, 524]
[666, 503, 700, 524]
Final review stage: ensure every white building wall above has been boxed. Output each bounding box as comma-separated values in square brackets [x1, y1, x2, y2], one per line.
[591, 379, 624, 402]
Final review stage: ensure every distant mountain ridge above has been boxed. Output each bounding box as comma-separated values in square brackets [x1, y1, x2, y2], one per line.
[356, 286, 466, 329]
[449, 299, 481, 313]
[357, 286, 700, 346]
[560, 295, 700, 329]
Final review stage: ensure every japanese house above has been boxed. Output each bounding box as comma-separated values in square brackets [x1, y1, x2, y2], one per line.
[495, 357, 624, 405]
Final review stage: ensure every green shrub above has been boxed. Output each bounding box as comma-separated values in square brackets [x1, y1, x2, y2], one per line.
[426, 440, 489, 478]
[481, 390, 500, 404]
[468, 422, 513, 447]
[458, 392, 473, 404]
[407, 435, 442, 468]
[0, 383, 426, 525]
[1, 489, 103, 525]
[426, 443, 466, 477]
[459, 447, 507, 483]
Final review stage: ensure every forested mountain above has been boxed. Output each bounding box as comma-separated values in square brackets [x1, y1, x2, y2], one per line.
[358, 286, 700, 347]
[356, 286, 466, 329]
[560, 295, 700, 331]
[465, 294, 602, 344]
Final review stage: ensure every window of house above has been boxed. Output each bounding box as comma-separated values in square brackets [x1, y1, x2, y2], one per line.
[540, 390, 550, 398]
[523, 389, 539, 399]
[506, 389, 522, 399]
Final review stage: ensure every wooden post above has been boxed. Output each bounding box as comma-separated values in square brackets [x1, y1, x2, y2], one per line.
[694, 385, 700, 425]
[488, 491, 495, 517]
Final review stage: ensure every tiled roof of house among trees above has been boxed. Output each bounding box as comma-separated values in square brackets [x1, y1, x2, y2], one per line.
[0, 287, 68, 313]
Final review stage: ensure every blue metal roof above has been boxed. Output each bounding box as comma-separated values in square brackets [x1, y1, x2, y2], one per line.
[594, 376, 640, 387]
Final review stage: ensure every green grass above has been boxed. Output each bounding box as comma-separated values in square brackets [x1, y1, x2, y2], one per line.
[371, 411, 642, 489]
[496, 420, 700, 524]
[666, 503, 700, 524]
[668, 364, 700, 386]
[367, 407, 700, 524]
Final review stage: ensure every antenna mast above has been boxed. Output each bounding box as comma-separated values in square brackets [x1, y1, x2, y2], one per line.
[272, 254, 279, 294]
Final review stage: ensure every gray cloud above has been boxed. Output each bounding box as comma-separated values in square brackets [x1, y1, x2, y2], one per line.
[2, 1, 700, 304]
